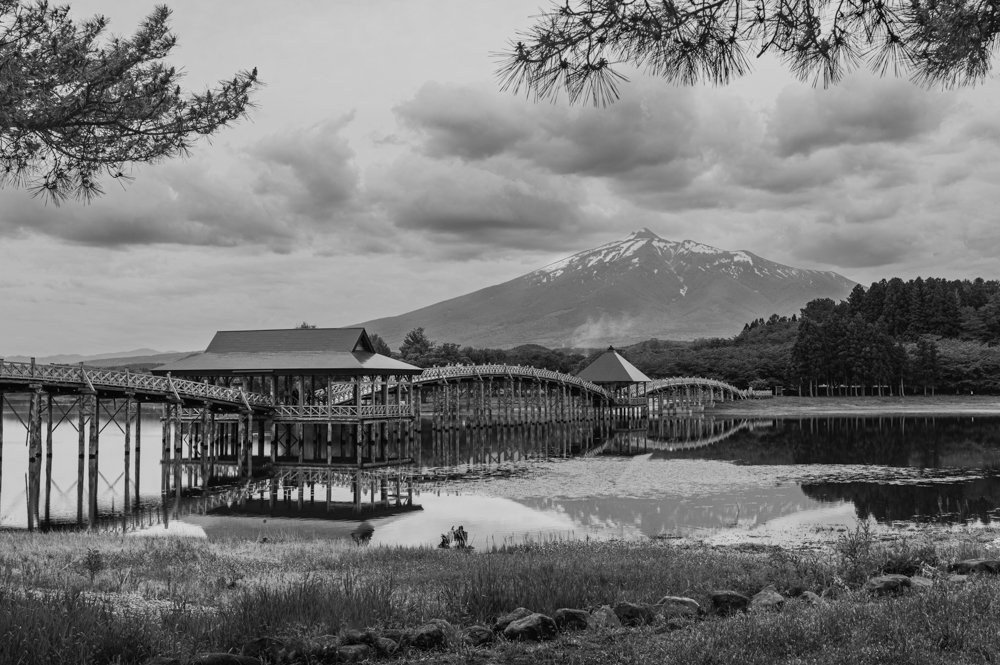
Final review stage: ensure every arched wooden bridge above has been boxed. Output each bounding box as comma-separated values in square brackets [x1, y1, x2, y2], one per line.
[1, 357, 762, 531]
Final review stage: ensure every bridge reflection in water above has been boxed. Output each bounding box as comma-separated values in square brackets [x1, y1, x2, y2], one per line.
[170, 414, 1000, 539]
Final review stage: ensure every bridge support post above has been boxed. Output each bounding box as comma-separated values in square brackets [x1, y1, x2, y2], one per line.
[160, 408, 169, 498]
[88, 394, 100, 529]
[200, 406, 210, 493]
[237, 411, 247, 480]
[26, 388, 39, 531]
[171, 403, 182, 502]
[134, 403, 142, 508]
[124, 394, 133, 531]
[44, 393, 53, 529]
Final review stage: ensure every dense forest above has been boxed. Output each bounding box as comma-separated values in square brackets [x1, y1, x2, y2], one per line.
[383, 277, 1000, 395]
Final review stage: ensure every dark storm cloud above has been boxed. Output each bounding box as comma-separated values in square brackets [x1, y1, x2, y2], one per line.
[250, 115, 360, 220]
[395, 81, 714, 183]
[768, 78, 952, 156]
[0, 118, 362, 249]
[521, 89, 703, 177]
[796, 230, 912, 268]
[368, 155, 604, 258]
[395, 82, 532, 160]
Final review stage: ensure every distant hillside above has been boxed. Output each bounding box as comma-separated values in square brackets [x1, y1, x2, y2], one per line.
[3, 350, 198, 369]
[361, 229, 855, 348]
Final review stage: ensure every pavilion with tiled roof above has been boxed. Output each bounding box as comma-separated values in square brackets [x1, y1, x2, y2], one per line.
[152, 327, 421, 512]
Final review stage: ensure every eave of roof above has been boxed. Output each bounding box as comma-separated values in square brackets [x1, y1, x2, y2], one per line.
[151, 351, 422, 376]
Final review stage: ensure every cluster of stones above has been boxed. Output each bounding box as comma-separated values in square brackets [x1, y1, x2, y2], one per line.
[144, 559, 1000, 665]
[863, 558, 1000, 595]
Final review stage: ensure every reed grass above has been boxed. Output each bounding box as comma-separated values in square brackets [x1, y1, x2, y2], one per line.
[2, 526, 1000, 664]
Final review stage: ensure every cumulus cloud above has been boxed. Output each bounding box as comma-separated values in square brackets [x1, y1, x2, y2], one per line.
[395, 82, 531, 159]
[796, 230, 914, 268]
[250, 114, 360, 222]
[383, 74, 991, 275]
[367, 155, 606, 259]
[0, 116, 363, 250]
[768, 77, 953, 156]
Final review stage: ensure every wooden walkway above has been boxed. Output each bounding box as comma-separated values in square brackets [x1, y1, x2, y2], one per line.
[0, 359, 271, 411]
[0, 357, 764, 532]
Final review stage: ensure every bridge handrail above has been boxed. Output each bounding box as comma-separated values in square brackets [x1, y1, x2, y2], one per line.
[0, 360, 274, 409]
[414, 364, 609, 396]
[647, 376, 751, 399]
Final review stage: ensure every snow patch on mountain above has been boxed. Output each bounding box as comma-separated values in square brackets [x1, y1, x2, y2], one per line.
[528, 229, 849, 290]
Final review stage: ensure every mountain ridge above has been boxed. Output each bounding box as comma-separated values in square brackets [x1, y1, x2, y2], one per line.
[3, 231, 855, 358]
[360, 229, 855, 349]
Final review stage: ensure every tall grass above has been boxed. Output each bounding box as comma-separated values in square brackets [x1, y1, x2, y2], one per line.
[3, 527, 1000, 663]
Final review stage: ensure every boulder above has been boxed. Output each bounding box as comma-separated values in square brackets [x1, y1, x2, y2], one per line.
[339, 629, 367, 646]
[240, 637, 287, 661]
[409, 619, 452, 650]
[710, 590, 750, 616]
[750, 587, 785, 612]
[464, 625, 495, 647]
[503, 613, 558, 642]
[380, 628, 408, 644]
[188, 656, 261, 665]
[590, 605, 622, 628]
[335, 644, 371, 663]
[909, 576, 934, 589]
[864, 574, 912, 595]
[613, 602, 657, 626]
[656, 596, 701, 619]
[553, 608, 591, 631]
[493, 607, 533, 634]
[373, 637, 398, 656]
[949, 559, 1000, 575]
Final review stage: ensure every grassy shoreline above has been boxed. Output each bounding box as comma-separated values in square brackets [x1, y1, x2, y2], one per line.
[710, 394, 1000, 417]
[5, 527, 1000, 664]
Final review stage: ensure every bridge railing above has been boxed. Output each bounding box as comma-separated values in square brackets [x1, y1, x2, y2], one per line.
[0, 360, 274, 409]
[415, 364, 609, 396]
[273, 404, 411, 421]
[647, 377, 750, 399]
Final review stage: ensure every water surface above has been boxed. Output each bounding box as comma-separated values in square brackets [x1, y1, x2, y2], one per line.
[3, 405, 999, 547]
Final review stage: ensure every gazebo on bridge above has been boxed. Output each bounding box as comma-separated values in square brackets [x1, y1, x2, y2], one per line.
[577, 346, 650, 430]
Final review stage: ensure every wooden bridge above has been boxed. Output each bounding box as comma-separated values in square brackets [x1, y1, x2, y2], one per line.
[1, 355, 760, 532]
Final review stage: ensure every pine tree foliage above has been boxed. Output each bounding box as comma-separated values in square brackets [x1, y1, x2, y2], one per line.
[497, 0, 1000, 105]
[0, 2, 261, 203]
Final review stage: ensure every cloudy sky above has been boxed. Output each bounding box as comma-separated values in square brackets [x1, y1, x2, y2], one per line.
[3, 0, 1000, 357]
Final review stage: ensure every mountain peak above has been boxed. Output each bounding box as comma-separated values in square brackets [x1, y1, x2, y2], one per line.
[360, 233, 857, 349]
[627, 228, 661, 241]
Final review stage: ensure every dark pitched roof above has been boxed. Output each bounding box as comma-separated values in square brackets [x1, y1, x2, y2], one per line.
[576, 347, 651, 383]
[152, 328, 421, 377]
[206, 328, 374, 354]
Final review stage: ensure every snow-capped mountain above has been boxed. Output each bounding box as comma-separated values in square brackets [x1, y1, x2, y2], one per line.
[360, 229, 855, 349]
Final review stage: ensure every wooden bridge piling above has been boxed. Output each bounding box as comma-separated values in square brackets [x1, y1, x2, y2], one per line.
[87, 394, 99, 529]
[123, 396, 132, 531]
[135, 403, 141, 508]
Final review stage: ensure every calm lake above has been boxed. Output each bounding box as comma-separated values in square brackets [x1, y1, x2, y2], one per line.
[3, 402, 1000, 547]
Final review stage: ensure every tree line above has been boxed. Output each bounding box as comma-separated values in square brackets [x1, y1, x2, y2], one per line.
[373, 277, 1000, 396]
